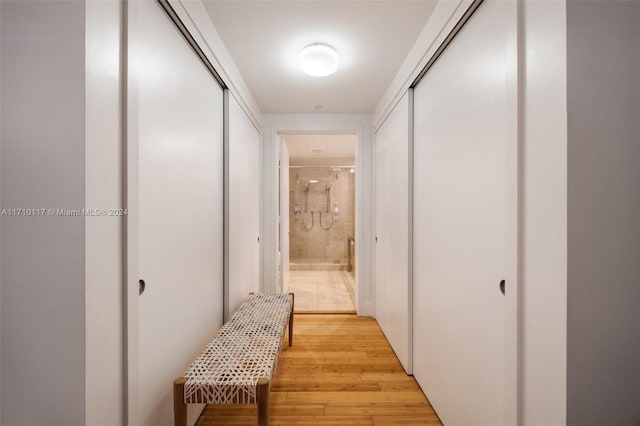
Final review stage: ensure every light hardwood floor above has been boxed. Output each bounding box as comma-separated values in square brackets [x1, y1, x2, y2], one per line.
[196, 314, 442, 425]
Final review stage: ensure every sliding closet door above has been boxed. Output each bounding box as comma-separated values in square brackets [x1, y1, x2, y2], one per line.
[227, 94, 261, 317]
[413, 1, 517, 425]
[131, 1, 224, 424]
[374, 92, 412, 373]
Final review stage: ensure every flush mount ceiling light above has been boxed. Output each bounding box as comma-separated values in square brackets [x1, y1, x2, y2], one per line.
[299, 43, 339, 77]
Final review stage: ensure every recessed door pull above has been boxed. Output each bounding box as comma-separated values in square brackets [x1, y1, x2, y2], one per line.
[499, 279, 506, 295]
[139, 279, 146, 295]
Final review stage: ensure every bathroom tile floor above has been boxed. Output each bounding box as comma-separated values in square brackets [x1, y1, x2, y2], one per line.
[288, 270, 355, 312]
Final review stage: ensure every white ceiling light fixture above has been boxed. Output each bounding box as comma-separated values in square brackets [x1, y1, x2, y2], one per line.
[299, 43, 339, 77]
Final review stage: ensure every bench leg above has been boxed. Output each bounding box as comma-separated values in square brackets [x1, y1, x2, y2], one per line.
[257, 377, 270, 426]
[288, 292, 295, 347]
[174, 377, 187, 426]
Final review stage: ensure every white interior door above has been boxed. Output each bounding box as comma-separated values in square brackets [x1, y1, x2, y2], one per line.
[227, 94, 261, 316]
[132, 2, 224, 424]
[413, 1, 517, 425]
[374, 92, 412, 373]
[280, 139, 290, 293]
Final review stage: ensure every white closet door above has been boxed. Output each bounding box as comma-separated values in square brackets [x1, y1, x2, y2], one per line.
[133, 1, 224, 424]
[374, 92, 411, 373]
[227, 95, 261, 316]
[413, 1, 517, 425]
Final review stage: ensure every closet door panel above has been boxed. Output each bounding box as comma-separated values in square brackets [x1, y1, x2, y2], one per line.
[374, 92, 411, 373]
[133, 1, 224, 424]
[227, 94, 261, 316]
[413, 1, 517, 424]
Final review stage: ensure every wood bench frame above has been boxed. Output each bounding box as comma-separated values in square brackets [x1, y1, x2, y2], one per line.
[174, 292, 294, 426]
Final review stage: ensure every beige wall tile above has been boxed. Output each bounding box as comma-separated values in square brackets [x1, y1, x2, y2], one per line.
[289, 168, 355, 263]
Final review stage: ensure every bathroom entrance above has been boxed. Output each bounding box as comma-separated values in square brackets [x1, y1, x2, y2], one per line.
[279, 133, 356, 312]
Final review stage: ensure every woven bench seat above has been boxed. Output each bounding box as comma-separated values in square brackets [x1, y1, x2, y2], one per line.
[174, 292, 294, 426]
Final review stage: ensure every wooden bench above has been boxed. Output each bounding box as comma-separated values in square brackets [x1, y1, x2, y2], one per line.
[174, 292, 294, 426]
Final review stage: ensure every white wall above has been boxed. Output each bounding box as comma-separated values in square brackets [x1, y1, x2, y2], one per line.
[85, 2, 124, 425]
[2, 3, 125, 424]
[566, 1, 640, 424]
[262, 114, 374, 316]
[521, 1, 568, 424]
[227, 93, 261, 317]
[1, 2, 86, 424]
[373, 92, 412, 372]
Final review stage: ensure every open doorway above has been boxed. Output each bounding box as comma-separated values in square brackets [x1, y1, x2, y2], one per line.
[280, 133, 356, 312]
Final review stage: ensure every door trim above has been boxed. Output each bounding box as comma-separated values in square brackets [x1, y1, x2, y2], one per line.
[260, 114, 374, 316]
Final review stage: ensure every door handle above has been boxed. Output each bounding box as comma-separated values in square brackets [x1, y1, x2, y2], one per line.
[499, 279, 506, 295]
[139, 279, 146, 295]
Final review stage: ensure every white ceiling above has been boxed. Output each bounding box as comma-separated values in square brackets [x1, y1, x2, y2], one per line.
[202, 1, 438, 114]
[284, 134, 356, 166]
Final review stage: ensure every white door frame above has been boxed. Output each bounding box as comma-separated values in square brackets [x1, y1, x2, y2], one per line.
[261, 114, 374, 316]
[278, 136, 290, 293]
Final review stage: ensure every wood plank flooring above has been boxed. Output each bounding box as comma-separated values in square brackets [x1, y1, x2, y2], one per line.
[196, 314, 441, 425]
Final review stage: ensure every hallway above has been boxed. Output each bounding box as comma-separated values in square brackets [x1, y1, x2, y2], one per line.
[196, 314, 441, 425]
[2, 1, 639, 425]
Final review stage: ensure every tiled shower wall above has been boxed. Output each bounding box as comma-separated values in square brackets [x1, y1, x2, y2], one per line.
[289, 167, 355, 264]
